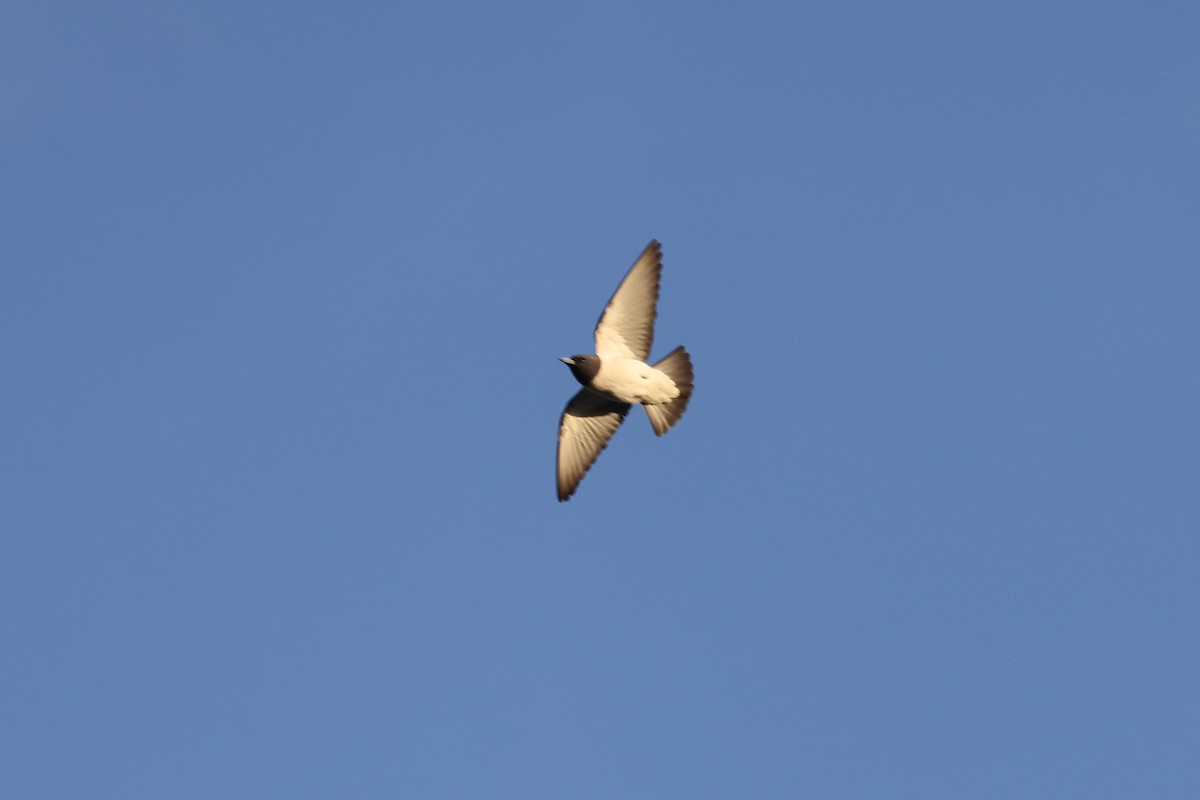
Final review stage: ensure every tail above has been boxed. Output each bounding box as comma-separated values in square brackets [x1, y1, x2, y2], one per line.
[644, 346, 694, 436]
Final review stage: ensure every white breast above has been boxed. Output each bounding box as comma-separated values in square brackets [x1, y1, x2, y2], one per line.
[592, 358, 680, 405]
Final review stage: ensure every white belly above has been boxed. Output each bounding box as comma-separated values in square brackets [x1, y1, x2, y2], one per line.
[592, 358, 680, 405]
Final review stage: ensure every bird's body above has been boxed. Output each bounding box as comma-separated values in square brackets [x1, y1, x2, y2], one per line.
[556, 240, 693, 502]
[586, 357, 680, 406]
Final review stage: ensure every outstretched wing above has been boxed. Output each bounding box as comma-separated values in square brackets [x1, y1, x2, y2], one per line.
[594, 240, 662, 361]
[556, 388, 630, 501]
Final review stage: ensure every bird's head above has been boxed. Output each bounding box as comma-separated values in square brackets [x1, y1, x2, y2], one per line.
[560, 354, 601, 386]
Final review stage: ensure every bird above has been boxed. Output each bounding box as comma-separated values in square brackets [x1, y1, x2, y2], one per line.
[556, 240, 693, 501]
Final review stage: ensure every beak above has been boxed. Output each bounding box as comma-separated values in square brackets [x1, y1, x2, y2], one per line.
[560, 357, 575, 366]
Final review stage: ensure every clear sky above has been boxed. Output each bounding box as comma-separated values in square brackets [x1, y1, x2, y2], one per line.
[3, 2, 1198, 797]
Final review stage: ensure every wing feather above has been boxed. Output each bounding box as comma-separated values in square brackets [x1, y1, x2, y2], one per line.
[556, 389, 630, 501]
[593, 240, 662, 361]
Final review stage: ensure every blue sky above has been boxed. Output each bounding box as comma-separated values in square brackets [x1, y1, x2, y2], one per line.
[3, 1, 1198, 797]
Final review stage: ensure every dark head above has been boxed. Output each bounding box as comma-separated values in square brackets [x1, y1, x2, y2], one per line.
[560, 354, 601, 386]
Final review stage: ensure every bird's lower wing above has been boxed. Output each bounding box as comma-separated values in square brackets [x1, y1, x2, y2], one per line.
[557, 389, 630, 501]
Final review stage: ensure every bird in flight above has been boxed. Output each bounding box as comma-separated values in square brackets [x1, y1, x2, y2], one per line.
[556, 240, 693, 502]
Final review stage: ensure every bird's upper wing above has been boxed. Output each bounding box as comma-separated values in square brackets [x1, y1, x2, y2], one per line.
[556, 388, 631, 501]
[593, 240, 662, 361]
